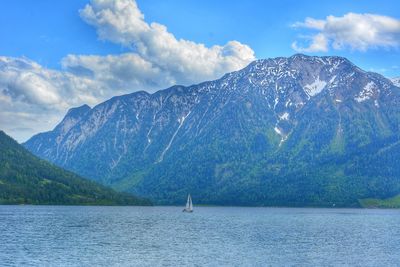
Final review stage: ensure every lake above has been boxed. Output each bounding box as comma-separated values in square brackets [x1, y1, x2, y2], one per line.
[0, 206, 399, 266]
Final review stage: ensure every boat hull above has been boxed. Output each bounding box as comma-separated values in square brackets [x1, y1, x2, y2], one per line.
[182, 209, 193, 213]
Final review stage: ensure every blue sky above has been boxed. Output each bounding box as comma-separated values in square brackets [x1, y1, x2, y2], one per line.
[1, 0, 400, 142]
[1, 0, 399, 76]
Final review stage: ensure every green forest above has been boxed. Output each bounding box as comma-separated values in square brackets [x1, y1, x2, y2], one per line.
[0, 131, 151, 205]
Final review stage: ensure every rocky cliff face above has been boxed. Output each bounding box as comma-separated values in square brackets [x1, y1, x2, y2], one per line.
[24, 54, 400, 206]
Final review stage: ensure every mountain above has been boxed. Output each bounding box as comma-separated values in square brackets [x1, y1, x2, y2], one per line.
[24, 54, 400, 207]
[0, 131, 151, 205]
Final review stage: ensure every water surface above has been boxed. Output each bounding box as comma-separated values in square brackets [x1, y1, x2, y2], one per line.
[1, 206, 399, 266]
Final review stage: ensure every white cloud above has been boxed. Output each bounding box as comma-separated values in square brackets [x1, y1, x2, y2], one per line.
[61, 53, 174, 91]
[78, 0, 255, 85]
[292, 13, 400, 52]
[291, 33, 328, 53]
[0, 57, 103, 142]
[0, 0, 255, 142]
[292, 18, 326, 30]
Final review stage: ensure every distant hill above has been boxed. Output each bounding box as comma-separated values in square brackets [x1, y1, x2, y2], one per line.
[0, 131, 151, 205]
[24, 54, 400, 207]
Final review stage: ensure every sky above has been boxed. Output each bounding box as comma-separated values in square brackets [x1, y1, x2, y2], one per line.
[1, 0, 400, 142]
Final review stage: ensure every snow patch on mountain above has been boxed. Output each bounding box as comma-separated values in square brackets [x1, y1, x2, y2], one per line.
[355, 82, 375, 102]
[274, 126, 288, 147]
[304, 77, 327, 97]
[157, 111, 192, 163]
[279, 112, 289, 121]
[274, 126, 283, 136]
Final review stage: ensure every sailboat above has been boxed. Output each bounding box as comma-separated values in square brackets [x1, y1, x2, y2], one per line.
[182, 194, 193, 212]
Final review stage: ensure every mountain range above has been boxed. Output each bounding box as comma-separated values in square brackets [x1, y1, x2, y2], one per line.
[24, 54, 400, 207]
[0, 131, 151, 205]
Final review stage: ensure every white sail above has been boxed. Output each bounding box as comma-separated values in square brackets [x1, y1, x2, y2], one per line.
[183, 194, 193, 212]
[185, 194, 190, 209]
[188, 195, 193, 211]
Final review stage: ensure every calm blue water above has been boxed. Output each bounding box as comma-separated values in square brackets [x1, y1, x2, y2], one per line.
[0, 206, 399, 266]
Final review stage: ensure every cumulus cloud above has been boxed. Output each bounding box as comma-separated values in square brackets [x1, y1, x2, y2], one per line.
[77, 0, 255, 85]
[1, 0, 255, 142]
[0, 56, 104, 142]
[292, 13, 400, 52]
[61, 53, 174, 91]
[291, 33, 329, 53]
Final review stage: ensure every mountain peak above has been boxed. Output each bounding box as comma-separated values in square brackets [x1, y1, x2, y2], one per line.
[232, 54, 368, 103]
[65, 104, 91, 118]
[247, 54, 354, 73]
[53, 104, 92, 136]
